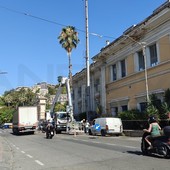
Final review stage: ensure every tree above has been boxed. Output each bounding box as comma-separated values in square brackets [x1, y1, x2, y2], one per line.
[164, 88, 170, 107]
[58, 26, 80, 87]
[0, 107, 14, 124]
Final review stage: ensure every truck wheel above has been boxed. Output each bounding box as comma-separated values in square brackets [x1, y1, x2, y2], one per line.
[13, 128, 19, 135]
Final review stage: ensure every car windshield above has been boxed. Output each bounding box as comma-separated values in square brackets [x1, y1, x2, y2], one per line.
[57, 113, 70, 119]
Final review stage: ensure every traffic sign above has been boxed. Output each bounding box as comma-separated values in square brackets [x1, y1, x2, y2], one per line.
[94, 124, 101, 131]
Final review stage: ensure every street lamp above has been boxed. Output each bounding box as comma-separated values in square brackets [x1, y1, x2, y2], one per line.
[85, 0, 91, 121]
[123, 35, 150, 102]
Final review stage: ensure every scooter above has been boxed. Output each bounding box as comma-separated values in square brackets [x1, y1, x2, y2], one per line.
[46, 125, 55, 139]
[141, 126, 170, 158]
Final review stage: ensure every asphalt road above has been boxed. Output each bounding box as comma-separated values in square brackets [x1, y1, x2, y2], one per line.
[0, 129, 170, 170]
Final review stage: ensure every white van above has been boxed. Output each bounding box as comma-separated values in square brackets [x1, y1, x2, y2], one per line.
[88, 117, 123, 136]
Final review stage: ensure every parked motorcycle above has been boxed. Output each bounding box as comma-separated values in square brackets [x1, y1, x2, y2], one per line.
[141, 126, 170, 158]
[46, 125, 54, 139]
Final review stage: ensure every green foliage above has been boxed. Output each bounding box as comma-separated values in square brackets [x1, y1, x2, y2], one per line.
[0, 97, 5, 106]
[0, 107, 15, 124]
[62, 86, 67, 94]
[161, 102, 170, 119]
[164, 88, 170, 106]
[146, 101, 159, 118]
[54, 102, 66, 112]
[118, 109, 147, 120]
[58, 26, 80, 54]
[2, 88, 38, 108]
[48, 86, 56, 95]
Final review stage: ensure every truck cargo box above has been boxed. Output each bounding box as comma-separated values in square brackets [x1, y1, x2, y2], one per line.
[12, 106, 38, 135]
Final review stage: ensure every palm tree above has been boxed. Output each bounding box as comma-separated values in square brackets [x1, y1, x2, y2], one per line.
[58, 26, 80, 87]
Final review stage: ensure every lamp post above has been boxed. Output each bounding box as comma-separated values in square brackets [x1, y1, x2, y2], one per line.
[123, 35, 150, 102]
[85, 0, 91, 121]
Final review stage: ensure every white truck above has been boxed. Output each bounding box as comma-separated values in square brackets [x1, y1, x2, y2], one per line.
[12, 106, 38, 135]
[54, 111, 70, 133]
[46, 111, 70, 133]
[88, 117, 123, 136]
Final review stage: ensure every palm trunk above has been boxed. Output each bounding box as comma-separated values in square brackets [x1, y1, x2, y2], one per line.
[68, 52, 72, 88]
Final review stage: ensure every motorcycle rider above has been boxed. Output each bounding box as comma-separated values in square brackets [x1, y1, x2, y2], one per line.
[143, 115, 161, 150]
[46, 119, 54, 136]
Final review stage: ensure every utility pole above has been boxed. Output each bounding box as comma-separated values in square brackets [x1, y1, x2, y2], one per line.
[85, 0, 91, 121]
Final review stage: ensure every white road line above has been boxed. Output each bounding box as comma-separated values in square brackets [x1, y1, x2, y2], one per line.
[35, 160, 44, 166]
[21, 151, 25, 154]
[123, 145, 138, 149]
[27, 154, 33, 158]
[91, 141, 100, 144]
[72, 138, 138, 149]
[105, 143, 116, 146]
[16, 147, 19, 150]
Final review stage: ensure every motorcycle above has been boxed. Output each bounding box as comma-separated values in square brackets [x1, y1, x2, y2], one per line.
[141, 126, 170, 158]
[46, 125, 55, 139]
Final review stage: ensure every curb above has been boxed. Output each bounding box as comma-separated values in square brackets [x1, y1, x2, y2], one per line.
[123, 130, 143, 137]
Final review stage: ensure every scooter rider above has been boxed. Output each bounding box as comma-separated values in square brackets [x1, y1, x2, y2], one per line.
[143, 115, 161, 150]
[46, 119, 54, 133]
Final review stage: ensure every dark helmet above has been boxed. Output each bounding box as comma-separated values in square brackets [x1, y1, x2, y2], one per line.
[148, 116, 156, 123]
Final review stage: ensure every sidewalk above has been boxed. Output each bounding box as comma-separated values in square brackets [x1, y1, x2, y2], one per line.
[0, 135, 13, 170]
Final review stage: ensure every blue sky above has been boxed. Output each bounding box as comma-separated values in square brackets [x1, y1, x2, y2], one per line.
[0, 0, 166, 95]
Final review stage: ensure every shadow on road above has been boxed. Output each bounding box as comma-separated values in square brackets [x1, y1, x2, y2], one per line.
[126, 150, 143, 156]
[127, 150, 167, 159]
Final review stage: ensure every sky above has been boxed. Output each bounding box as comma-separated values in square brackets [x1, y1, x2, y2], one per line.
[0, 0, 167, 95]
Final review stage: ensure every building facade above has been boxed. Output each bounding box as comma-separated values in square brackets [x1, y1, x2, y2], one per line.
[73, 1, 170, 118]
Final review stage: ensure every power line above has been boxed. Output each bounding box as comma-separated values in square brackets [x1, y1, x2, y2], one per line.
[0, 5, 116, 40]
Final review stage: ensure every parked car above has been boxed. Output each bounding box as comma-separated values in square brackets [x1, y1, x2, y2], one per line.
[3, 123, 13, 129]
[88, 117, 123, 136]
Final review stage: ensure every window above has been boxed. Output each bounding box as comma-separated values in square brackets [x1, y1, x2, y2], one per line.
[149, 44, 158, 67]
[72, 90, 75, 100]
[78, 87, 81, 98]
[139, 102, 147, 112]
[111, 107, 118, 116]
[121, 105, 128, 111]
[94, 79, 100, 93]
[112, 64, 117, 81]
[138, 50, 145, 71]
[121, 59, 126, 78]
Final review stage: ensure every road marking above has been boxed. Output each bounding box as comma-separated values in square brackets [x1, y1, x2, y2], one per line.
[27, 154, 33, 158]
[35, 160, 44, 166]
[105, 143, 116, 146]
[8, 141, 45, 167]
[91, 141, 100, 144]
[71, 137, 138, 149]
[123, 145, 138, 149]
